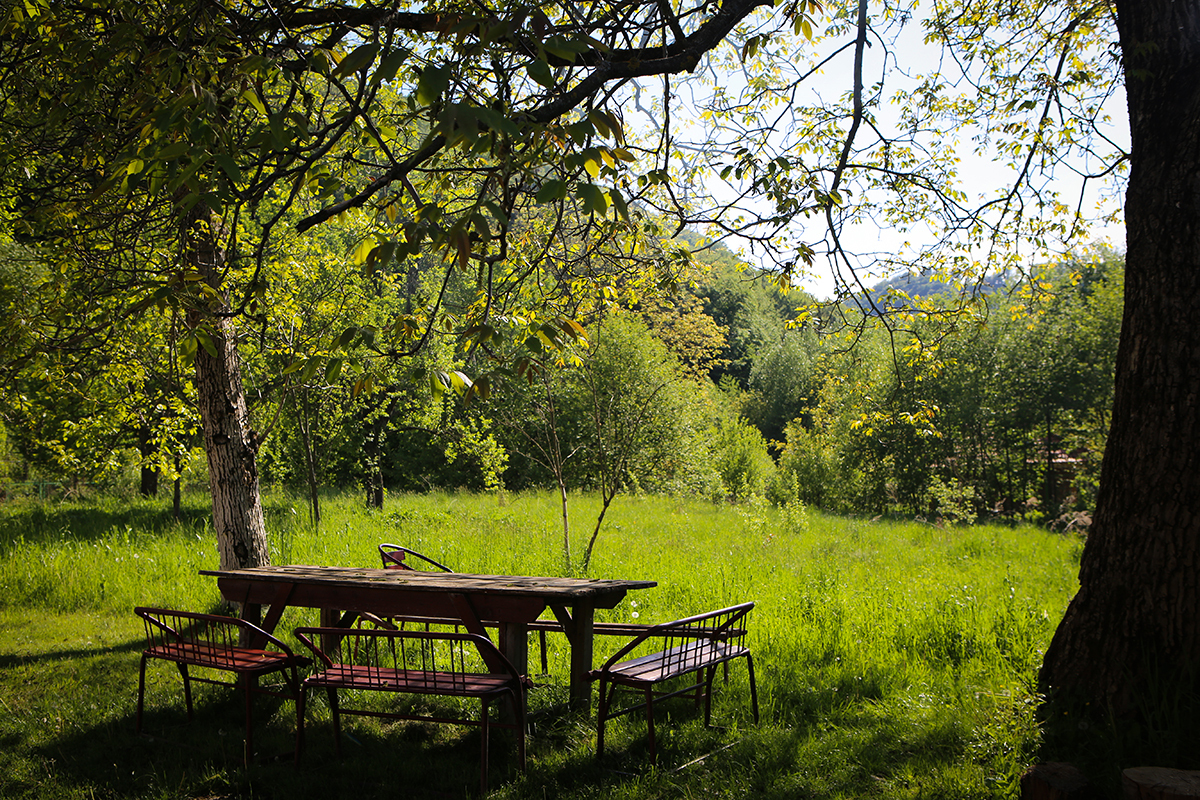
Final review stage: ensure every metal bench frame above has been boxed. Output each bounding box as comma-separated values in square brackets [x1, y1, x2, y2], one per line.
[294, 626, 527, 795]
[589, 602, 758, 762]
[134, 606, 309, 764]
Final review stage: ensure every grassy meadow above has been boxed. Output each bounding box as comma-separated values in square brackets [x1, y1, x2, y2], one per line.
[0, 489, 1083, 799]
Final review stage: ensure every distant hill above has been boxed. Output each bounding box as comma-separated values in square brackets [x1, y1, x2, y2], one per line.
[865, 271, 1012, 308]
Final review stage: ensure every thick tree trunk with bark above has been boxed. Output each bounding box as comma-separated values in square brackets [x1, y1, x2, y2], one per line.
[184, 206, 270, 572]
[1039, 0, 1200, 718]
[192, 314, 271, 570]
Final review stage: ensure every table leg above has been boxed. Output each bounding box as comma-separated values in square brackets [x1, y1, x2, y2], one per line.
[567, 602, 595, 711]
[239, 583, 293, 648]
[499, 622, 529, 677]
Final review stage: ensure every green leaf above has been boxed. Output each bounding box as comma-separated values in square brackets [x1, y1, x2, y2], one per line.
[588, 110, 611, 139]
[430, 370, 448, 399]
[526, 59, 554, 88]
[582, 152, 601, 179]
[194, 328, 218, 358]
[535, 179, 567, 203]
[366, 241, 396, 274]
[156, 141, 189, 160]
[352, 237, 376, 265]
[556, 317, 588, 341]
[578, 183, 608, 215]
[372, 49, 411, 85]
[609, 186, 629, 221]
[567, 120, 594, 145]
[320, 357, 341, 382]
[335, 42, 379, 78]
[241, 89, 268, 117]
[300, 358, 321, 382]
[213, 154, 241, 183]
[416, 65, 451, 105]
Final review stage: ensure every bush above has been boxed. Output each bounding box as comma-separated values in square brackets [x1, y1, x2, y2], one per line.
[711, 418, 775, 500]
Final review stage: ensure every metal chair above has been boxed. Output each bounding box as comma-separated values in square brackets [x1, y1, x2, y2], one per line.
[134, 606, 310, 764]
[378, 542, 454, 572]
[375, 542, 551, 675]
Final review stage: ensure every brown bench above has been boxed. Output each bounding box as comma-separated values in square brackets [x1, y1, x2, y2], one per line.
[294, 626, 527, 795]
[588, 602, 758, 762]
[134, 606, 310, 764]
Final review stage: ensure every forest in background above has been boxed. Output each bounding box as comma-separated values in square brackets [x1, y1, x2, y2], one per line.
[0, 234, 1123, 537]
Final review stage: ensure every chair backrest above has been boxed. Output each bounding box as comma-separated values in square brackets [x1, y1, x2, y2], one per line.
[378, 543, 454, 573]
[294, 626, 517, 686]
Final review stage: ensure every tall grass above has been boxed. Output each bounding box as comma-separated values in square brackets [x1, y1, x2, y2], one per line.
[0, 489, 1082, 799]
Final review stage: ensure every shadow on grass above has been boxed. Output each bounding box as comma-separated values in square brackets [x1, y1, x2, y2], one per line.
[0, 634, 144, 669]
[0, 502, 211, 549]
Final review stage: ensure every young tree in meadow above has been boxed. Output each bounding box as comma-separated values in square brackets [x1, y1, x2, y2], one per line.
[566, 312, 700, 572]
[491, 350, 582, 569]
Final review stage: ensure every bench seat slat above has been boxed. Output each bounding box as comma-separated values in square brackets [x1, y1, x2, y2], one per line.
[305, 665, 517, 697]
[144, 643, 295, 673]
[606, 642, 749, 685]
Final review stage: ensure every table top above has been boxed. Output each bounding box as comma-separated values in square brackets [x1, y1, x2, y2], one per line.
[201, 564, 657, 602]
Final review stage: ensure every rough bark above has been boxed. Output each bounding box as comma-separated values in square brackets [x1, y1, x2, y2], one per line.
[184, 205, 270, 571]
[1123, 768, 1200, 800]
[298, 387, 321, 526]
[1039, 0, 1200, 716]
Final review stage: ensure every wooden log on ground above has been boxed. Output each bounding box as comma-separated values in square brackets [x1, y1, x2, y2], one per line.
[1021, 762, 1100, 800]
[1123, 767, 1200, 800]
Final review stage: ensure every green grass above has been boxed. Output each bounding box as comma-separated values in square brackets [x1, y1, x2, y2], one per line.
[0, 489, 1082, 799]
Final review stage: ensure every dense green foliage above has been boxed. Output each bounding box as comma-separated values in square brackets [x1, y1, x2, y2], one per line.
[0, 0, 1125, 548]
[0, 490, 1084, 799]
[0, 244, 1123, 536]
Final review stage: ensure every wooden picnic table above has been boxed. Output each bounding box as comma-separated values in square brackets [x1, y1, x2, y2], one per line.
[201, 564, 656, 709]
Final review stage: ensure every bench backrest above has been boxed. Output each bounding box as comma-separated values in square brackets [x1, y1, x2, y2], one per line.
[294, 626, 520, 689]
[599, 602, 754, 673]
[135, 606, 296, 666]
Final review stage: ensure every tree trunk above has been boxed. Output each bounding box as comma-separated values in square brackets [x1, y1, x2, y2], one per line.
[1039, 0, 1200, 720]
[137, 423, 158, 498]
[298, 387, 321, 527]
[365, 414, 384, 509]
[1123, 768, 1200, 800]
[173, 454, 181, 522]
[184, 205, 270, 571]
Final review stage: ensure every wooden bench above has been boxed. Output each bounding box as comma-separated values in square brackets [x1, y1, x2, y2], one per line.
[134, 606, 310, 764]
[588, 602, 758, 762]
[294, 626, 527, 795]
